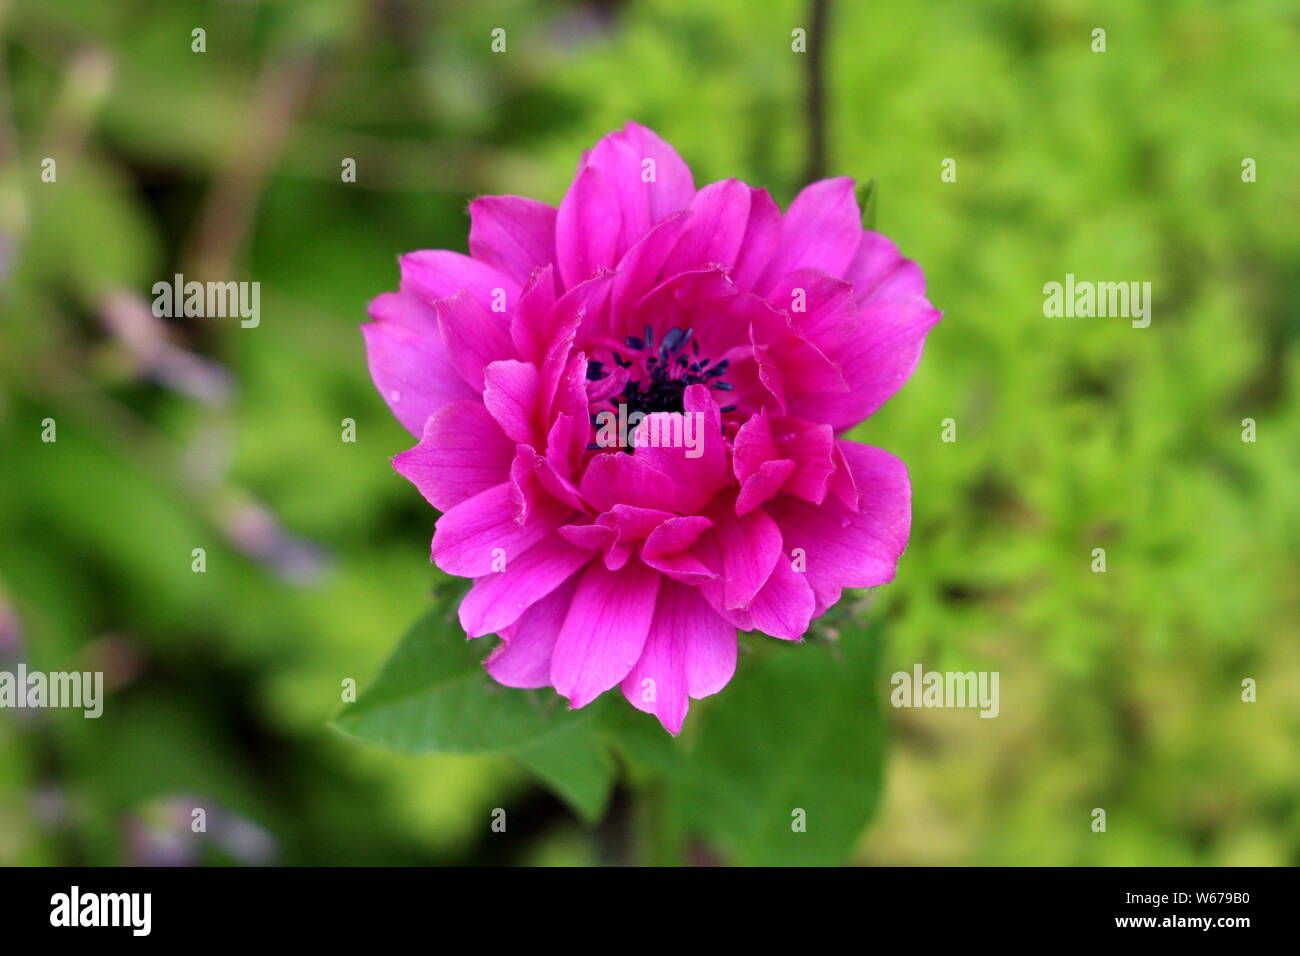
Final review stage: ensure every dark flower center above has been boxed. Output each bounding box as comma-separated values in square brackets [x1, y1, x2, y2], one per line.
[587, 324, 735, 416]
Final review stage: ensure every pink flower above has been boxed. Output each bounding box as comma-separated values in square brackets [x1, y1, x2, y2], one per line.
[363, 123, 940, 733]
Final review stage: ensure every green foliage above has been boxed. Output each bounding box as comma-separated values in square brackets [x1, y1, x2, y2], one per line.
[338, 589, 887, 861]
[333, 591, 616, 822]
[663, 623, 887, 865]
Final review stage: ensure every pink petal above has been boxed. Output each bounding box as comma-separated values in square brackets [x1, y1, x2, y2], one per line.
[790, 295, 941, 430]
[661, 178, 751, 276]
[360, 312, 476, 436]
[392, 400, 515, 512]
[482, 360, 542, 445]
[597, 504, 677, 542]
[723, 557, 815, 641]
[617, 122, 696, 223]
[485, 576, 580, 689]
[730, 186, 783, 290]
[766, 441, 911, 612]
[555, 164, 623, 290]
[509, 265, 559, 366]
[620, 581, 737, 734]
[695, 501, 783, 611]
[430, 482, 573, 577]
[540, 275, 613, 406]
[748, 303, 846, 413]
[768, 269, 859, 355]
[844, 231, 927, 306]
[400, 249, 520, 311]
[551, 559, 661, 709]
[642, 515, 713, 558]
[757, 177, 861, 293]
[578, 451, 672, 514]
[559, 522, 616, 551]
[735, 459, 797, 515]
[435, 290, 516, 392]
[771, 413, 837, 505]
[459, 535, 593, 637]
[629, 384, 730, 513]
[641, 552, 716, 585]
[584, 123, 695, 233]
[609, 213, 689, 320]
[468, 195, 558, 287]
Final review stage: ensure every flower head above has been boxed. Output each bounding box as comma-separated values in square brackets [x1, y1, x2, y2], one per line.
[363, 123, 940, 733]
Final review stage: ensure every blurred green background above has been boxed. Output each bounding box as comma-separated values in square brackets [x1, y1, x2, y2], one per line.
[1, 0, 1297, 865]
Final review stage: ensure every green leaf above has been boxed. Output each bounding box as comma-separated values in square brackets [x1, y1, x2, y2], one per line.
[511, 724, 615, 823]
[666, 619, 888, 865]
[332, 599, 596, 754]
[857, 178, 878, 231]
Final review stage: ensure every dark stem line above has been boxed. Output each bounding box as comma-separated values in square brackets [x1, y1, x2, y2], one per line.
[803, 0, 832, 184]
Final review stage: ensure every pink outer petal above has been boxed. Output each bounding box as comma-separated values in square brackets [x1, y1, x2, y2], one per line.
[362, 291, 478, 436]
[485, 576, 580, 689]
[468, 195, 558, 288]
[790, 295, 941, 430]
[430, 482, 573, 577]
[620, 580, 737, 734]
[557, 123, 695, 289]
[660, 179, 751, 276]
[582, 122, 695, 233]
[550, 558, 661, 710]
[756, 177, 861, 294]
[766, 440, 911, 613]
[400, 249, 520, 311]
[616, 122, 696, 224]
[368, 286, 440, 337]
[722, 557, 816, 641]
[729, 186, 783, 291]
[458, 535, 593, 637]
[844, 230, 928, 305]
[392, 400, 515, 512]
[555, 164, 623, 290]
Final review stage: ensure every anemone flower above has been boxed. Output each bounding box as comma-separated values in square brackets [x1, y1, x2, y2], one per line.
[363, 123, 940, 733]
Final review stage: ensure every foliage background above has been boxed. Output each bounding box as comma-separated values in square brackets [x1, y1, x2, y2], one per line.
[1, 0, 1296, 865]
